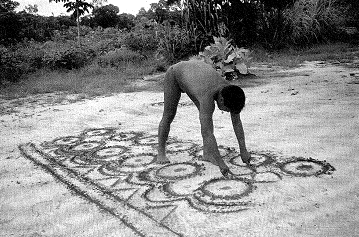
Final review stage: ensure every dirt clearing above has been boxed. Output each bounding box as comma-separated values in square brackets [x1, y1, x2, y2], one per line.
[1, 61, 358, 236]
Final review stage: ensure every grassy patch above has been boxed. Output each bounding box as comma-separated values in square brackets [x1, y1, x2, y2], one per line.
[0, 59, 166, 99]
[251, 42, 359, 68]
[1, 42, 358, 99]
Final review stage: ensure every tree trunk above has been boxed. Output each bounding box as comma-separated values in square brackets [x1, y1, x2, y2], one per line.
[77, 6, 80, 46]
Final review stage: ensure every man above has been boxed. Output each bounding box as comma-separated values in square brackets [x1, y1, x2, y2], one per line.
[156, 60, 251, 176]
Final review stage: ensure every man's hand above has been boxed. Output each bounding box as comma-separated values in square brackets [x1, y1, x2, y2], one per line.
[240, 150, 251, 165]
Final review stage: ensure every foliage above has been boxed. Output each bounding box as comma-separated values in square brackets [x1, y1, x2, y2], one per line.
[97, 48, 145, 69]
[341, 0, 359, 27]
[42, 41, 96, 69]
[223, 1, 258, 47]
[0, 12, 22, 45]
[199, 37, 252, 80]
[0, 46, 24, 85]
[123, 19, 159, 57]
[0, 12, 76, 45]
[0, 42, 44, 85]
[157, 22, 195, 63]
[49, 0, 94, 45]
[138, 0, 181, 25]
[49, 0, 93, 16]
[0, 0, 19, 13]
[92, 4, 119, 28]
[24, 4, 39, 14]
[283, 0, 345, 45]
[117, 13, 135, 30]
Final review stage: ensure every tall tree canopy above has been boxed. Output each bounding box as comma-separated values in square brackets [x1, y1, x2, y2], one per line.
[0, 0, 19, 13]
[49, 0, 93, 44]
[92, 4, 119, 28]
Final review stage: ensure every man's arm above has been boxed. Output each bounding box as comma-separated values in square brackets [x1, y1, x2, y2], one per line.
[230, 112, 251, 164]
[199, 100, 229, 172]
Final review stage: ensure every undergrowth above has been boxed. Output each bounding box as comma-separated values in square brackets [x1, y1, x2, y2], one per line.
[251, 42, 359, 68]
[1, 42, 358, 99]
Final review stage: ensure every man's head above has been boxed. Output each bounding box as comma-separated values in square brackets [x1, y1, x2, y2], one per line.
[216, 85, 245, 114]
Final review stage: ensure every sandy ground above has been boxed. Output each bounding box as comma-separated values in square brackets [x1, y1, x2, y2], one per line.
[1, 61, 359, 237]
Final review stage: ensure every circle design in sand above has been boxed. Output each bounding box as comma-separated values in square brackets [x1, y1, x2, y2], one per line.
[280, 160, 327, 176]
[137, 136, 158, 145]
[93, 146, 127, 159]
[230, 153, 272, 167]
[166, 142, 195, 153]
[68, 142, 102, 153]
[200, 178, 252, 200]
[122, 155, 155, 167]
[156, 163, 201, 180]
[98, 160, 123, 176]
[99, 155, 155, 175]
[83, 128, 114, 136]
[52, 136, 82, 146]
[111, 133, 137, 141]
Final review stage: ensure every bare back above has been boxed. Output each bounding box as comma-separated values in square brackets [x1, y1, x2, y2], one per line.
[169, 60, 228, 102]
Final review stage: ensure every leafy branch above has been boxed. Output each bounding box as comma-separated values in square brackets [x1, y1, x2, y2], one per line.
[49, 0, 93, 45]
[199, 36, 252, 80]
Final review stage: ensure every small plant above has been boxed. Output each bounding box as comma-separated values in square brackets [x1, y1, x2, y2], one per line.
[199, 37, 252, 80]
[97, 48, 145, 69]
[157, 23, 196, 63]
[42, 42, 95, 70]
[123, 19, 159, 58]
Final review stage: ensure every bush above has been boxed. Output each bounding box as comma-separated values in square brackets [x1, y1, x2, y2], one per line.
[157, 23, 196, 63]
[0, 42, 45, 85]
[199, 37, 252, 80]
[284, 0, 345, 45]
[1, 47, 22, 85]
[97, 48, 145, 68]
[122, 18, 159, 57]
[42, 41, 96, 70]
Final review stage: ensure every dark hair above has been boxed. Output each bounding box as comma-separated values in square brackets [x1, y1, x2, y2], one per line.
[221, 85, 246, 114]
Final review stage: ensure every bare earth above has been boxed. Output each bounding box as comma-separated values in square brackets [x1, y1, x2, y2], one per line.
[1, 61, 359, 237]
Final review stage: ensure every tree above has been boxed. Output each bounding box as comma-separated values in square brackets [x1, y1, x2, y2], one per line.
[0, 0, 19, 13]
[117, 13, 135, 30]
[92, 4, 119, 28]
[0, 0, 21, 45]
[24, 4, 38, 14]
[49, 0, 93, 45]
[91, 0, 107, 7]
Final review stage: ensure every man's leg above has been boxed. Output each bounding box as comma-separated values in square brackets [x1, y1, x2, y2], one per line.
[156, 72, 181, 164]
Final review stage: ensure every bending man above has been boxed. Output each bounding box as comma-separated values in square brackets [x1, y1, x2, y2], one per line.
[156, 60, 251, 176]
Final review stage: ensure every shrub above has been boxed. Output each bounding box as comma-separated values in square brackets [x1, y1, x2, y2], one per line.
[199, 37, 252, 80]
[283, 0, 345, 45]
[97, 48, 145, 69]
[157, 23, 196, 63]
[42, 41, 96, 70]
[0, 47, 22, 85]
[122, 19, 159, 57]
[0, 42, 45, 85]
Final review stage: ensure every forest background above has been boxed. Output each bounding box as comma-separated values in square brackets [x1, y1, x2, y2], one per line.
[1, 0, 358, 97]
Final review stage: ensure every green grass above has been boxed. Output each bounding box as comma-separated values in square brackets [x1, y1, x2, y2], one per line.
[1, 42, 358, 100]
[251, 42, 359, 68]
[0, 59, 166, 99]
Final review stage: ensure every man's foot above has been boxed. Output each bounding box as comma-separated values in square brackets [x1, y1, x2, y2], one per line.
[155, 156, 170, 164]
[240, 151, 251, 165]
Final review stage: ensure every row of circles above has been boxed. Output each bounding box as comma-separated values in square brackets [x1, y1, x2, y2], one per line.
[55, 137, 330, 177]
[47, 129, 333, 201]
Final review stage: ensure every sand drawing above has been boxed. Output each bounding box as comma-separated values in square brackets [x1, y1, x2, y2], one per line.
[19, 127, 335, 235]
